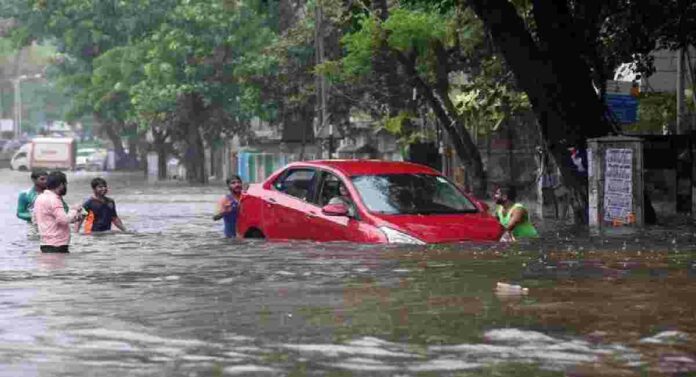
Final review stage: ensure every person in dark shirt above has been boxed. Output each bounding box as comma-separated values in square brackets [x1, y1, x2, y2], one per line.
[75, 177, 127, 234]
[213, 175, 243, 238]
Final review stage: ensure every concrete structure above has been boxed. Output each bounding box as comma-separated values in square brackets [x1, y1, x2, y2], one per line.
[212, 115, 404, 184]
[588, 136, 645, 231]
[336, 118, 401, 161]
[443, 113, 546, 213]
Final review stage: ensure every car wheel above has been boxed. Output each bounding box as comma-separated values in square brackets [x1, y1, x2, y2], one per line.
[244, 228, 265, 239]
[18, 166, 27, 171]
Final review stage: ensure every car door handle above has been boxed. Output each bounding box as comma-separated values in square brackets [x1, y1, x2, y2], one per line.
[265, 198, 277, 207]
[306, 212, 318, 218]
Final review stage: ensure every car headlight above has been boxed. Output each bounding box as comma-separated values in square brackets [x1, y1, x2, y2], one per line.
[379, 226, 425, 245]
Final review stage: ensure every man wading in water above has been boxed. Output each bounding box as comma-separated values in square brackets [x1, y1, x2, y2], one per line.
[74, 177, 127, 234]
[16, 170, 48, 223]
[493, 185, 538, 241]
[33, 171, 84, 253]
[213, 175, 243, 238]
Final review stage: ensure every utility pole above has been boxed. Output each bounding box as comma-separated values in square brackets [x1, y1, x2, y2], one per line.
[314, 0, 331, 159]
[677, 48, 685, 134]
[13, 78, 21, 138]
[12, 74, 43, 138]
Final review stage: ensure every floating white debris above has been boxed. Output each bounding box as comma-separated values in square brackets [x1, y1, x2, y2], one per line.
[495, 282, 529, 295]
[640, 331, 689, 344]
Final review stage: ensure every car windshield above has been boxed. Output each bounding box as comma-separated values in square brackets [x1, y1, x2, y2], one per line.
[77, 149, 96, 156]
[351, 174, 478, 215]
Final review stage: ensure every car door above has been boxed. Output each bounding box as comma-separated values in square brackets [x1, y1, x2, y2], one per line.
[264, 168, 318, 240]
[305, 171, 358, 242]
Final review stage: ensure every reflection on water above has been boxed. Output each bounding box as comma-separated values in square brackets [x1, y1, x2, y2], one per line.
[0, 170, 695, 376]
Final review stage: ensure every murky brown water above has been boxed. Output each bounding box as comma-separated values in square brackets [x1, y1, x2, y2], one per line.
[1, 169, 695, 376]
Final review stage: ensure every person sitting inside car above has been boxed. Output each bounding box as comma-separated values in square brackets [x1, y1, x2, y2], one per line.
[328, 183, 356, 217]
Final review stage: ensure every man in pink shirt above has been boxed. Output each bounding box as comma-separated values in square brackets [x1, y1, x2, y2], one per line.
[34, 171, 84, 253]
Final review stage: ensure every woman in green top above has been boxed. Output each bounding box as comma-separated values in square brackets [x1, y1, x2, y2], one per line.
[493, 185, 538, 240]
[16, 170, 48, 222]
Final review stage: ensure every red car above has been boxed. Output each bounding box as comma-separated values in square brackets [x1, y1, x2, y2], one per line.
[237, 160, 503, 244]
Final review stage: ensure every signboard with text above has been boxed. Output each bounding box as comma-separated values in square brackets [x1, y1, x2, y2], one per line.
[603, 148, 633, 222]
[0, 119, 13, 132]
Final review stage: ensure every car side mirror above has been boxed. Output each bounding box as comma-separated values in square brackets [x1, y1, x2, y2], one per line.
[322, 203, 349, 217]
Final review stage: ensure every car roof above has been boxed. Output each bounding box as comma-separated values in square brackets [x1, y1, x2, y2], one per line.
[32, 137, 75, 142]
[288, 159, 440, 177]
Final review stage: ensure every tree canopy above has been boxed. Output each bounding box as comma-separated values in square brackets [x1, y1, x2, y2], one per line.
[2, 0, 693, 197]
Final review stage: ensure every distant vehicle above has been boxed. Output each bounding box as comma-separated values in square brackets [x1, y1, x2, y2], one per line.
[9, 143, 31, 170]
[10, 137, 77, 171]
[2, 138, 29, 154]
[76, 147, 107, 171]
[237, 160, 503, 244]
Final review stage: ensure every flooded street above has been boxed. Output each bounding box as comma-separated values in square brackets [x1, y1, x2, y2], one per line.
[1, 169, 695, 376]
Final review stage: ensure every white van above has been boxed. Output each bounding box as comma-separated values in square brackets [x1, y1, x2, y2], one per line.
[10, 137, 76, 171]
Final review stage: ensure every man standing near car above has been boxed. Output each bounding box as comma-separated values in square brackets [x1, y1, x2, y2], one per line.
[34, 171, 84, 253]
[17, 170, 48, 223]
[493, 185, 538, 241]
[213, 175, 243, 238]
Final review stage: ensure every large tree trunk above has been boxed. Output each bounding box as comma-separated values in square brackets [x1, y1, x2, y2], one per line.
[127, 136, 139, 167]
[99, 120, 126, 157]
[153, 130, 168, 180]
[393, 48, 487, 196]
[183, 94, 207, 184]
[94, 114, 128, 169]
[371, 1, 485, 192]
[466, 0, 614, 222]
[371, 0, 418, 134]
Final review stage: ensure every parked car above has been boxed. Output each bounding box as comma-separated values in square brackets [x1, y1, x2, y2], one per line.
[9, 143, 31, 171]
[76, 147, 107, 171]
[237, 160, 503, 244]
[2, 138, 29, 154]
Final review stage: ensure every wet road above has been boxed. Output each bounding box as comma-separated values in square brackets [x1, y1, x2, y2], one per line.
[1, 169, 695, 376]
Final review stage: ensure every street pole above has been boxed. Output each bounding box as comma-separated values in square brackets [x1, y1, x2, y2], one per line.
[12, 74, 42, 139]
[677, 48, 685, 134]
[13, 78, 20, 138]
[314, 1, 323, 156]
[314, 0, 331, 159]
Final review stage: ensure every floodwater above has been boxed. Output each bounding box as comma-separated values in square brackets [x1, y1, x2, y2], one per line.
[1, 169, 695, 376]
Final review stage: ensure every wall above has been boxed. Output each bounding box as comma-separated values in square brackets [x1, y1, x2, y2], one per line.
[477, 113, 541, 197]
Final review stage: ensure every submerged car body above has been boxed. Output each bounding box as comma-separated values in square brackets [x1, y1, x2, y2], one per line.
[237, 160, 503, 244]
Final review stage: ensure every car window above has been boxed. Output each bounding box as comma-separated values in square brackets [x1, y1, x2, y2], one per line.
[351, 173, 477, 215]
[273, 169, 316, 201]
[14, 152, 26, 159]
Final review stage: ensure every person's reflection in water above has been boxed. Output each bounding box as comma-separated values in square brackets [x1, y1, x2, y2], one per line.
[37, 252, 67, 270]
